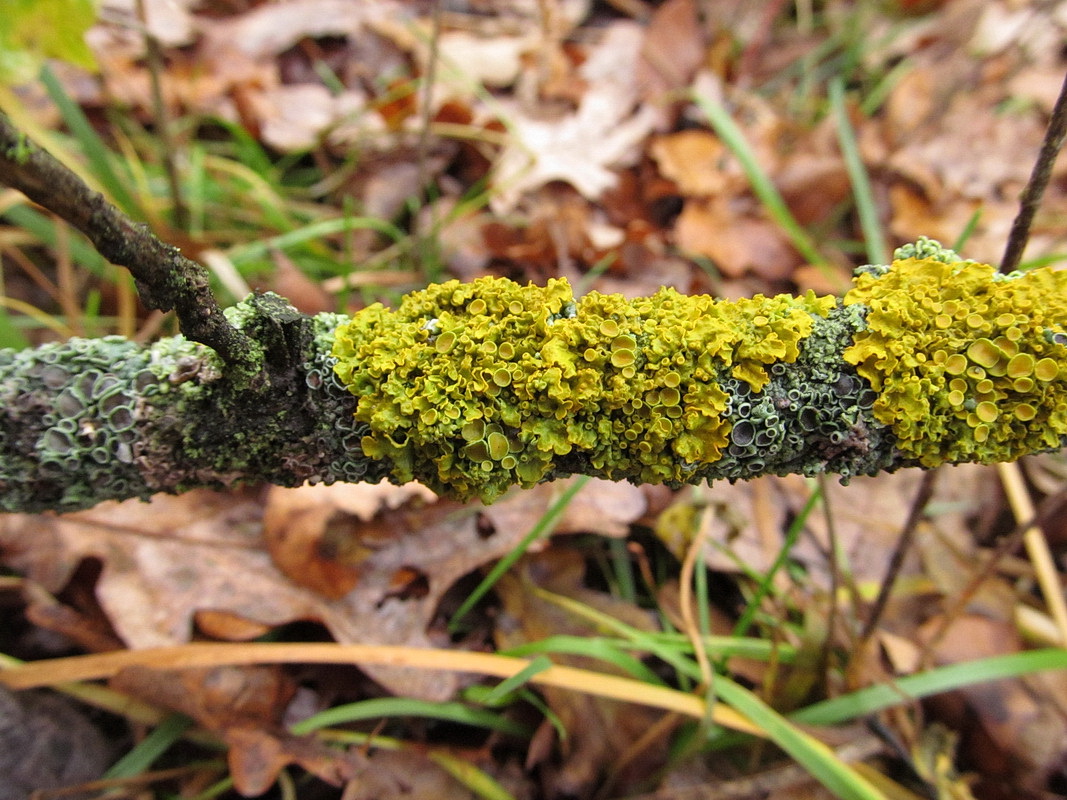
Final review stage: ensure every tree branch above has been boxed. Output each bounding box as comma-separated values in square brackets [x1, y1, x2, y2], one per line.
[3, 237, 1066, 514]
[1000, 69, 1067, 273]
[0, 111, 262, 385]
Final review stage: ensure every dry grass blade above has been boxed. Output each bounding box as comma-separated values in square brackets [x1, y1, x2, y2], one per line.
[997, 462, 1067, 644]
[0, 642, 763, 735]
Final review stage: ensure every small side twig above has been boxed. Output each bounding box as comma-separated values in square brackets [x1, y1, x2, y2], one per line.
[1000, 69, 1067, 273]
[0, 111, 259, 383]
[858, 469, 939, 645]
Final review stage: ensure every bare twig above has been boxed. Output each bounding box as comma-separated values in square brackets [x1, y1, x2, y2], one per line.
[1000, 69, 1067, 273]
[858, 469, 939, 645]
[0, 112, 260, 383]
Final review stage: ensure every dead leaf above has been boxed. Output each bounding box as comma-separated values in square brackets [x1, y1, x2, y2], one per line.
[673, 196, 801, 279]
[654, 479, 787, 575]
[637, 0, 705, 97]
[269, 250, 334, 315]
[112, 664, 295, 731]
[776, 154, 853, 227]
[650, 130, 735, 197]
[199, 0, 407, 62]
[96, 0, 199, 51]
[194, 609, 272, 642]
[415, 198, 494, 281]
[866, 56, 1067, 266]
[919, 614, 1067, 796]
[0, 479, 644, 700]
[225, 726, 364, 796]
[491, 22, 663, 213]
[436, 31, 537, 89]
[262, 482, 436, 599]
[779, 465, 995, 588]
[335, 748, 479, 800]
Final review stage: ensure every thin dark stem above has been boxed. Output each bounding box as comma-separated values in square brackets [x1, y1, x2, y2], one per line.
[413, 0, 443, 279]
[0, 111, 259, 383]
[1000, 69, 1067, 273]
[818, 474, 843, 676]
[859, 469, 939, 645]
[136, 0, 190, 230]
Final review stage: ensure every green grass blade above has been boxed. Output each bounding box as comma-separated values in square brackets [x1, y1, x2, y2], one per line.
[225, 215, 406, 267]
[1019, 253, 1067, 270]
[517, 585, 707, 684]
[208, 117, 278, 179]
[606, 535, 637, 602]
[0, 306, 29, 349]
[715, 678, 887, 800]
[3, 204, 108, 275]
[830, 77, 888, 265]
[498, 636, 666, 685]
[290, 697, 531, 738]
[792, 648, 1067, 727]
[429, 751, 520, 800]
[692, 93, 826, 266]
[479, 655, 554, 705]
[952, 208, 983, 253]
[449, 477, 590, 631]
[104, 713, 194, 779]
[733, 484, 821, 638]
[40, 64, 141, 217]
[859, 57, 914, 117]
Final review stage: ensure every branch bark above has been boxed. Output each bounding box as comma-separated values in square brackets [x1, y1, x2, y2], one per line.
[2, 238, 1066, 514]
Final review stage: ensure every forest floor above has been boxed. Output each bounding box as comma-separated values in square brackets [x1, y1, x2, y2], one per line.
[2, 1, 1067, 799]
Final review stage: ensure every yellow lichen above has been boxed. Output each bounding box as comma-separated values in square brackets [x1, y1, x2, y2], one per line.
[844, 257, 1067, 466]
[332, 277, 834, 500]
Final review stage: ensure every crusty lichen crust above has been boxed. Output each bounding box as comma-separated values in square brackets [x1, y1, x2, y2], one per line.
[844, 252, 1067, 467]
[332, 241, 1067, 501]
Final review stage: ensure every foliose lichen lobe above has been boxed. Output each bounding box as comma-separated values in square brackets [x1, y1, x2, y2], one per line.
[0, 335, 155, 511]
[843, 251, 1067, 466]
[332, 276, 841, 500]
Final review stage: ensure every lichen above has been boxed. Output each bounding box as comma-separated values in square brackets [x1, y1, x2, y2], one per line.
[332, 276, 837, 501]
[843, 253, 1067, 466]
[892, 235, 965, 265]
[298, 312, 390, 486]
[0, 335, 154, 511]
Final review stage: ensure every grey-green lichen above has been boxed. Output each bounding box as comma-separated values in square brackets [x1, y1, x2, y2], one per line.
[0, 335, 156, 511]
[298, 312, 391, 486]
[0, 293, 346, 513]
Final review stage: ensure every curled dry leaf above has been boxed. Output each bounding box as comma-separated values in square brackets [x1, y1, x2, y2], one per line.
[262, 481, 438, 599]
[111, 664, 296, 732]
[491, 22, 663, 213]
[225, 726, 367, 796]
